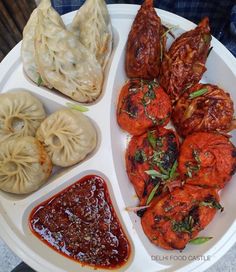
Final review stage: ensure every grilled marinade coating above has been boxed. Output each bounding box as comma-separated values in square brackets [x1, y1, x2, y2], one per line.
[141, 185, 221, 250]
[117, 79, 171, 135]
[125, 0, 165, 79]
[172, 83, 234, 138]
[179, 132, 236, 189]
[160, 17, 211, 103]
[125, 127, 179, 204]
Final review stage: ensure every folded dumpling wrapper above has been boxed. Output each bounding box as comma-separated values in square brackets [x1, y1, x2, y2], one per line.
[21, 9, 41, 85]
[71, 0, 113, 69]
[0, 136, 52, 194]
[21, 0, 104, 103]
[36, 108, 97, 167]
[35, 0, 103, 102]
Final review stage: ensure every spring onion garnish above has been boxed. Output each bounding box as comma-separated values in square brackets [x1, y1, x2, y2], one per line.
[66, 102, 89, 112]
[161, 26, 177, 39]
[147, 131, 157, 149]
[189, 88, 208, 99]
[200, 199, 224, 212]
[189, 236, 213, 245]
[145, 170, 169, 180]
[145, 160, 179, 204]
[146, 183, 160, 205]
[37, 76, 43, 86]
[169, 160, 178, 179]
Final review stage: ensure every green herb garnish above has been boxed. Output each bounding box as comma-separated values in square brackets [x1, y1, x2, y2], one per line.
[144, 107, 157, 124]
[146, 160, 178, 181]
[141, 85, 156, 106]
[185, 161, 200, 178]
[189, 236, 213, 245]
[151, 150, 164, 166]
[145, 169, 169, 180]
[66, 102, 89, 112]
[161, 26, 177, 39]
[145, 160, 179, 205]
[172, 215, 195, 233]
[158, 164, 170, 175]
[37, 75, 43, 86]
[146, 86, 156, 99]
[121, 109, 137, 118]
[147, 131, 157, 149]
[193, 149, 201, 163]
[189, 88, 208, 99]
[169, 160, 178, 179]
[146, 182, 160, 205]
[134, 150, 147, 163]
[200, 199, 224, 212]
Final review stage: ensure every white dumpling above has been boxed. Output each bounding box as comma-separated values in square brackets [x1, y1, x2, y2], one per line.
[71, 0, 113, 69]
[34, 0, 103, 102]
[0, 91, 46, 143]
[0, 137, 52, 194]
[21, 9, 40, 84]
[36, 109, 97, 167]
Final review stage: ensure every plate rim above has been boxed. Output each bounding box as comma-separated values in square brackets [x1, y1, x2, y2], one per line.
[0, 4, 236, 272]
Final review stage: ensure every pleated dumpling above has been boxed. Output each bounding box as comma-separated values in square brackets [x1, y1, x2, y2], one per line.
[0, 137, 52, 194]
[34, 0, 103, 102]
[36, 109, 97, 167]
[0, 91, 46, 143]
[21, 8, 40, 84]
[71, 0, 113, 69]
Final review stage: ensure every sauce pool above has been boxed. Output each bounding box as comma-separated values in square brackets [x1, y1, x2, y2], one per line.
[29, 175, 131, 269]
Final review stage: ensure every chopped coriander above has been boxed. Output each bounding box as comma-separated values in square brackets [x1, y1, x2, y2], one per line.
[134, 150, 147, 163]
[193, 149, 201, 163]
[151, 150, 164, 165]
[200, 199, 224, 212]
[146, 86, 156, 99]
[172, 215, 194, 233]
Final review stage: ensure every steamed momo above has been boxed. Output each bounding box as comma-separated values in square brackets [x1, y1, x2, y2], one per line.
[0, 91, 46, 143]
[34, 0, 103, 102]
[36, 109, 97, 167]
[0, 137, 52, 194]
[71, 0, 113, 69]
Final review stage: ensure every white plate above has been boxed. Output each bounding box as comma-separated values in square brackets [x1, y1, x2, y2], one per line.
[1, 4, 236, 272]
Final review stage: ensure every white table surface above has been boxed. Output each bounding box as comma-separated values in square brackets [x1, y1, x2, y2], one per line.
[1, 238, 236, 272]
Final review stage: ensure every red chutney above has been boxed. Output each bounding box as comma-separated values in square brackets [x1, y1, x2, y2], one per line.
[29, 175, 131, 269]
